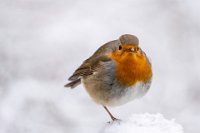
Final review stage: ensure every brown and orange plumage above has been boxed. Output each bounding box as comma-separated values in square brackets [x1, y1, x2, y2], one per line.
[108, 44, 152, 86]
[65, 34, 152, 121]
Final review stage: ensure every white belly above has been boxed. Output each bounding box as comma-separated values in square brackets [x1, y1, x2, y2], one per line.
[106, 81, 151, 107]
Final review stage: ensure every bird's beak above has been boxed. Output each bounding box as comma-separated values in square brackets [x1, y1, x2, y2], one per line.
[128, 48, 135, 52]
[129, 48, 134, 52]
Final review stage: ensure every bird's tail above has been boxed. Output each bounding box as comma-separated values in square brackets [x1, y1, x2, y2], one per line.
[64, 79, 81, 89]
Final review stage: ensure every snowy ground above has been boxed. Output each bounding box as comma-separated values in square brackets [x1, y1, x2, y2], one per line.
[102, 113, 183, 133]
[1, 0, 200, 133]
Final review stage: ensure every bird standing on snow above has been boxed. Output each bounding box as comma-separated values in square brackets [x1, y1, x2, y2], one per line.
[65, 34, 152, 121]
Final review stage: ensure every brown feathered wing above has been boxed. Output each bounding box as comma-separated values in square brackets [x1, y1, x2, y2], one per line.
[64, 56, 111, 89]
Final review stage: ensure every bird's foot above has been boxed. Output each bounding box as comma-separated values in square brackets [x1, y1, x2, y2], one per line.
[107, 117, 122, 124]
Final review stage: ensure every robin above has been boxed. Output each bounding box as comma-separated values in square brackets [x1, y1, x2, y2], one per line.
[65, 34, 152, 121]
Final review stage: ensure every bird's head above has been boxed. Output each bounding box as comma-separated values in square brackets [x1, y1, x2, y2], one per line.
[109, 34, 147, 63]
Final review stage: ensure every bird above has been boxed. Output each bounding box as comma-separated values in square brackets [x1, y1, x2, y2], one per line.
[65, 34, 152, 121]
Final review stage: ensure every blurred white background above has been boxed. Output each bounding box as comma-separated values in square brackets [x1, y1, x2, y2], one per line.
[0, 0, 200, 133]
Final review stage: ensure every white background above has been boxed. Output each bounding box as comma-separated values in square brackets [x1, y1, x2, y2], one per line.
[0, 0, 200, 133]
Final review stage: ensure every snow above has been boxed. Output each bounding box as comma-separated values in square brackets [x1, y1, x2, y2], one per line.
[102, 114, 183, 133]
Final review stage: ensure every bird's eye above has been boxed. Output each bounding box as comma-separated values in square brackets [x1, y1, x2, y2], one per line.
[134, 47, 141, 51]
[119, 45, 122, 50]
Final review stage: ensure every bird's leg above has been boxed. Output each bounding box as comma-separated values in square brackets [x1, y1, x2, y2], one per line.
[103, 106, 119, 121]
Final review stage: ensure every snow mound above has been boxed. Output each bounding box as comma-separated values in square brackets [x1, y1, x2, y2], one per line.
[101, 113, 183, 133]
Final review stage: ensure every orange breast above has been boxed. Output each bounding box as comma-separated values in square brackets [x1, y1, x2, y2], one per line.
[108, 51, 152, 86]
